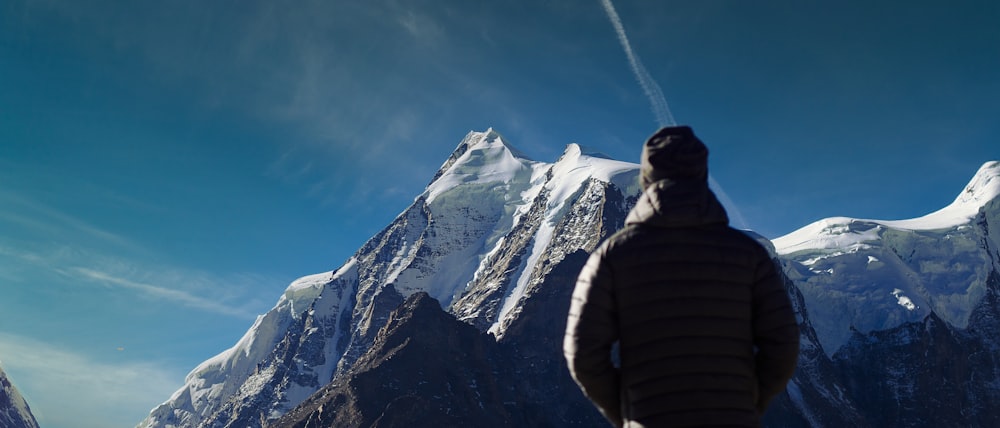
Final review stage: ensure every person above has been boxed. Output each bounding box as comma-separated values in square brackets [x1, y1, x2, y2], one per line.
[563, 126, 800, 427]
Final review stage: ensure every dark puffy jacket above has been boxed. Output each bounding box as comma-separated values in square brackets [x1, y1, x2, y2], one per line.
[564, 178, 799, 428]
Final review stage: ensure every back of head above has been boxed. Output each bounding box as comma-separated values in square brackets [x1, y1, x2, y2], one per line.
[640, 126, 709, 189]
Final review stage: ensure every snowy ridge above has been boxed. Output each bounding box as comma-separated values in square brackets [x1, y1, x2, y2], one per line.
[882, 160, 1000, 230]
[424, 128, 537, 204]
[772, 161, 1000, 355]
[774, 161, 1000, 255]
[140, 263, 358, 427]
[547, 143, 641, 209]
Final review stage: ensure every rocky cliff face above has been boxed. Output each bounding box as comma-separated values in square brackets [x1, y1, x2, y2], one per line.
[273, 291, 524, 428]
[139, 130, 1000, 428]
[0, 364, 40, 428]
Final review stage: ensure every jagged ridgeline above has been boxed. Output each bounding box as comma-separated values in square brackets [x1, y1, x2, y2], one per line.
[136, 130, 1000, 428]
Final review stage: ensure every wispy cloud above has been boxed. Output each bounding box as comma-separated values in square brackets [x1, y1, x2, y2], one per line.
[709, 175, 750, 230]
[395, 8, 445, 43]
[68, 267, 260, 319]
[0, 189, 144, 253]
[0, 243, 269, 320]
[0, 332, 183, 428]
[599, 0, 676, 126]
[0, 185, 271, 319]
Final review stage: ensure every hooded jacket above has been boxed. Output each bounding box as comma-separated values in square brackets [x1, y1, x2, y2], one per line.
[564, 141, 799, 427]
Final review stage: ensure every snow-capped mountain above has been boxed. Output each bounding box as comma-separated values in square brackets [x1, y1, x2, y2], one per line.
[765, 160, 1000, 427]
[773, 161, 1000, 356]
[0, 363, 40, 428]
[139, 129, 641, 427]
[138, 128, 1000, 427]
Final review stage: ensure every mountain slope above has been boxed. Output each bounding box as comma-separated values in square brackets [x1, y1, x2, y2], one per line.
[272, 291, 526, 428]
[0, 364, 40, 428]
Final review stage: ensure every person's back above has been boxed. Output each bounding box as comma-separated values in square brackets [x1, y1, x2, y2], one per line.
[564, 126, 799, 428]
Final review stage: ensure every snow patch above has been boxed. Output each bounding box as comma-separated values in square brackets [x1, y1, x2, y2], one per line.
[489, 215, 554, 336]
[892, 288, 918, 311]
[784, 379, 820, 428]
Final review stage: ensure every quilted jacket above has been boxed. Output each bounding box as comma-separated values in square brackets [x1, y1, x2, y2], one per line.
[564, 177, 799, 428]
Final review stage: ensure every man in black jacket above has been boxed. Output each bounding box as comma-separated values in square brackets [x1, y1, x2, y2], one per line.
[564, 126, 799, 428]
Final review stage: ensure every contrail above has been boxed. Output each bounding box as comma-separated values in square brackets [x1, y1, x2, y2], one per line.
[600, 0, 751, 231]
[600, 0, 676, 127]
[709, 176, 750, 230]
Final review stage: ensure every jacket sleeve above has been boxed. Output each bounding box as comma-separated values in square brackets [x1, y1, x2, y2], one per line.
[751, 255, 800, 413]
[564, 246, 622, 427]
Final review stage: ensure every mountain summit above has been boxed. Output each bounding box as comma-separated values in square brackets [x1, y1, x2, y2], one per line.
[139, 129, 1000, 427]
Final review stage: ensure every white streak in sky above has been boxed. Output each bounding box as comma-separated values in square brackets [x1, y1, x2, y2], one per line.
[601, 0, 751, 231]
[69, 267, 258, 319]
[600, 0, 676, 127]
[710, 175, 750, 230]
[0, 242, 264, 320]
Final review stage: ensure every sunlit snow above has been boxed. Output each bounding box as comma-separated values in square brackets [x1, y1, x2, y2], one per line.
[771, 161, 1000, 355]
[774, 161, 1000, 255]
[892, 288, 918, 311]
[424, 128, 537, 205]
[489, 142, 639, 335]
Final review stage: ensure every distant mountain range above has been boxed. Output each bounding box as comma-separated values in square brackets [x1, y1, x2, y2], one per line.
[1, 364, 40, 428]
[134, 130, 1000, 427]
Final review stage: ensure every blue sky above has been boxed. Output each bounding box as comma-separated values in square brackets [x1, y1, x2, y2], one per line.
[1, 0, 997, 426]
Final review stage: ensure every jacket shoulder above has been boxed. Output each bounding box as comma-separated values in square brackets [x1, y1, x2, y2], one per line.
[603, 224, 770, 253]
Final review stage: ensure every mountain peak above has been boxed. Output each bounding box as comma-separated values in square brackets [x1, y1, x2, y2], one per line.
[548, 143, 641, 205]
[954, 161, 1000, 209]
[478, 128, 532, 161]
[876, 160, 1000, 231]
[423, 129, 537, 203]
[559, 142, 614, 161]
